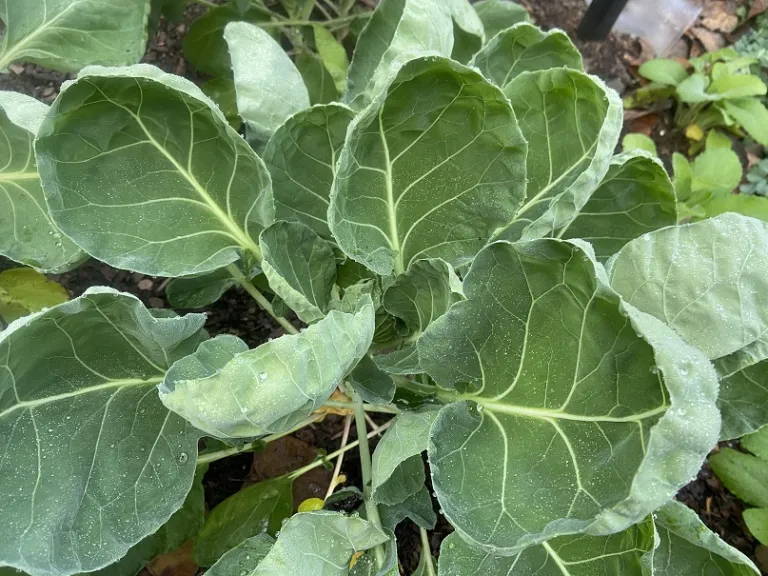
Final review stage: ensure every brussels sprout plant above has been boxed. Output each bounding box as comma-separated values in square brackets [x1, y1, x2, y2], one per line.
[1, 1, 768, 575]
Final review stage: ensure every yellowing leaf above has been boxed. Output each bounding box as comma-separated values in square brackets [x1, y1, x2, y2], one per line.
[0, 267, 68, 323]
[298, 498, 325, 512]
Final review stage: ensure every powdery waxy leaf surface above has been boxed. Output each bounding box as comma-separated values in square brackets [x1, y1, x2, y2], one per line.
[344, 0, 453, 109]
[472, 0, 530, 40]
[654, 501, 760, 575]
[497, 68, 622, 242]
[0, 0, 149, 72]
[248, 511, 388, 576]
[0, 288, 206, 576]
[419, 239, 720, 554]
[558, 151, 678, 261]
[224, 22, 310, 145]
[715, 343, 768, 439]
[330, 56, 527, 277]
[260, 221, 337, 324]
[607, 213, 768, 361]
[263, 104, 354, 240]
[470, 23, 583, 90]
[36, 64, 273, 277]
[438, 517, 655, 576]
[444, 0, 485, 64]
[159, 299, 375, 438]
[0, 91, 83, 272]
[205, 534, 274, 576]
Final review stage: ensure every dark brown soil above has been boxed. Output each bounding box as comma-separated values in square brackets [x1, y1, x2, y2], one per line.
[2, 1, 767, 574]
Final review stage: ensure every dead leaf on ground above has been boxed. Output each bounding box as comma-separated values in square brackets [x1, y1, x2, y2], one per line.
[700, 2, 739, 33]
[147, 541, 197, 576]
[750, 0, 768, 19]
[627, 112, 659, 136]
[691, 27, 726, 53]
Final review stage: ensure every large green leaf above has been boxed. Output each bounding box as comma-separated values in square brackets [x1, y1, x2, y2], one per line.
[36, 64, 273, 277]
[330, 56, 527, 276]
[205, 534, 274, 576]
[496, 69, 622, 242]
[296, 53, 339, 106]
[419, 239, 720, 554]
[653, 501, 760, 575]
[445, 0, 485, 64]
[165, 267, 239, 309]
[557, 152, 677, 261]
[471, 23, 582, 90]
[159, 298, 375, 438]
[714, 343, 768, 440]
[344, 0, 453, 109]
[379, 484, 436, 530]
[0, 0, 149, 72]
[371, 409, 438, 505]
[373, 344, 423, 375]
[348, 355, 396, 405]
[183, 4, 272, 78]
[263, 103, 354, 240]
[0, 288, 206, 576]
[382, 258, 461, 335]
[471, 0, 530, 40]
[607, 214, 768, 361]
[193, 476, 292, 566]
[0, 92, 83, 272]
[438, 517, 655, 576]
[224, 22, 310, 145]
[247, 511, 389, 576]
[0, 267, 68, 323]
[260, 221, 337, 324]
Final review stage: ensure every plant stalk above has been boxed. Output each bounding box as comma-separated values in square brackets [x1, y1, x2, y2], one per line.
[351, 388, 387, 568]
[255, 11, 371, 28]
[226, 264, 299, 335]
[325, 414, 353, 499]
[323, 400, 400, 414]
[419, 528, 437, 576]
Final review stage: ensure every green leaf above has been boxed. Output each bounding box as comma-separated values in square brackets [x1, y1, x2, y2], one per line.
[557, 152, 677, 261]
[637, 58, 689, 86]
[166, 267, 241, 309]
[654, 501, 760, 575]
[224, 22, 310, 146]
[260, 221, 337, 323]
[193, 476, 292, 566]
[709, 74, 767, 99]
[714, 348, 768, 440]
[36, 64, 273, 277]
[379, 485, 436, 530]
[205, 534, 274, 576]
[313, 26, 349, 93]
[744, 508, 768, 545]
[348, 528, 398, 576]
[690, 147, 742, 197]
[743, 426, 768, 462]
[710, 448, 768, 509]
[719, 98, 768, 146]
[0, 267, 68, 323]
[263, 103, 354, 240]
[472, 0, 531, 40]
[445, 0, 485, 64]
[498, 69, 622, 242]
[0, 92, 83, 272]
[0, 288, 207, 575]
[349, 355, 396, 405]
[622, 133, 658, 155]
[373, 345, 423, 375]
[246, 511, 389, 576]
[201, 77, 241, 130]
[296, 53, 339, 105]
[279, 0, 314, 19]
[0, 0, 149, 72]
[676, 73, 713, 103]
[419, 239, 720, 553]
[159, 298, 375, 438]
[330, 56, 527, 276]
[183, 3, 272, 77]
[700, 193, 768, 222]
[672, 152, 693, 201]
[471, 23, 582, 89]
[382, 259, 461, 335]
[371, 409, 438, 504]
[438, 517, 656, 576]
[344, 0, 453, 109]
[607, 213, 768, 360]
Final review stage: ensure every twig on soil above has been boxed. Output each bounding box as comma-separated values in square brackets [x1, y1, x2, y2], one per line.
[325, 414, 353, 500]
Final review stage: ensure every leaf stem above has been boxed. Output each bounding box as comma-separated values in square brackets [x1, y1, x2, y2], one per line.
[351, 388, 387, 567]
[323, 400, 400, 414]
[187, 0, 217, 8]
[325, 414, 352, 499]
[255, 12, 371, 28]
[419, 528, 437, 576]
[196, 415, 321, 465]
[226, 264, 299, 335]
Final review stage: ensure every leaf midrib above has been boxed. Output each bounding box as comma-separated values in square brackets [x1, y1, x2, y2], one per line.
[0, 375, 164, 419]
[0, 171, 39, 182]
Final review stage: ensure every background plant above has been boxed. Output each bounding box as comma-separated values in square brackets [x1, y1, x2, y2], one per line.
[1, 2, 768, 576]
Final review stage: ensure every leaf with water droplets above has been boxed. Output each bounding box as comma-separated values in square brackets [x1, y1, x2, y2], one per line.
[159, 298, 375, 438]
[418, 239, 720, 554]
[205, 534, 274, 576]
[0, 288, 207, 576]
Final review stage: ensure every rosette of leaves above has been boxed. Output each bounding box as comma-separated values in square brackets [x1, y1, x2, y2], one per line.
[2, 2, 768, 576]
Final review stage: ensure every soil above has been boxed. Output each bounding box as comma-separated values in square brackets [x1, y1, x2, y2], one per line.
[2, 1, 768, 574]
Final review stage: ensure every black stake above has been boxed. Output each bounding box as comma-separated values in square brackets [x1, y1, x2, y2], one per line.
[577, 0, 631, 41]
